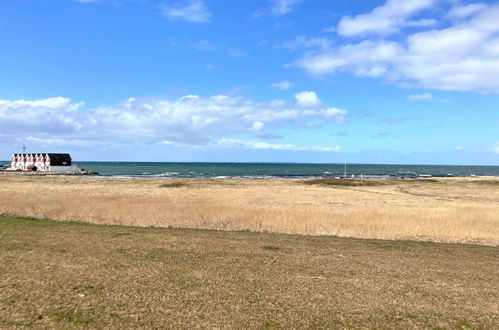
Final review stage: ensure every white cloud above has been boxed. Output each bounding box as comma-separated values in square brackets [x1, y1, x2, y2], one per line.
[295, 40, 400, 76]
[0, 94, 347, 149]
[0, 97, 84, 137]
[337, 0, 436, 37]
[294, 4, 499, 93]
[448, 3, 488, 19]
[295, 91, 321, 107]
[0, 97, 74, 109]
[159, 0, 211, 23]
[494, 143, 499, 154]
[271, 80, 294, 90]
[206, 63, 215, 70]
[271, 0, 304, 16]
[408, 93, 432, 100]
[218, 138, 340, 152]
[251, 121, 265, 131]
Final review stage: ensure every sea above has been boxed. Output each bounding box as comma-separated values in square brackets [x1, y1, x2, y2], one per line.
[2, 161, 496, 178]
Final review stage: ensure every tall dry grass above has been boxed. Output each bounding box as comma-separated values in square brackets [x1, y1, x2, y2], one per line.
[0, 176, 498, 245]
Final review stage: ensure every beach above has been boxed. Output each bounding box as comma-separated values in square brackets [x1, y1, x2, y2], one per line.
[1, 175, 498, 245]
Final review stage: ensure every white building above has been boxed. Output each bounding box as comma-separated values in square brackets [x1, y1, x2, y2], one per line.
[9, 153, 79, 172]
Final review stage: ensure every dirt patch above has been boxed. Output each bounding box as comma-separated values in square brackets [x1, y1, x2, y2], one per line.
[472, 179, 499, 186]
[303, 178, 391, 187]
[159, 181, 190, 188]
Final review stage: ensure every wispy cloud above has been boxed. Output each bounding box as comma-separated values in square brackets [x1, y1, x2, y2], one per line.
[226, 48, 246, 58]
[217, 138, 340, 152]
[73, 0, 142, 5]
[337, 0, 436, 37]
[408, 93, 432, 101]
[271, 80, 294, 90]
[192, 40, 217, 51]
[448, 3, 488, 19]
[252, 0, 304, 19]
[271, 0, 304, 16]
[188, 40, 246, 58]
[282, 35, 331, 51]
[375, 132, 395, 138]
[159, 0, 212, 23]
[382, 117, 415, 125]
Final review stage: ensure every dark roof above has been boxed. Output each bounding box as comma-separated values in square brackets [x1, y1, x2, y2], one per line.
[47, 154, 72, 162]
[12, 153, 72, 166]
[13, 153, 71, 158]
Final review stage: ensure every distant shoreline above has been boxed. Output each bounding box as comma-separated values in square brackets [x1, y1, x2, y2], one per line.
[1, 171, 497, 179]
[0, 170, 497, 179]
[2, 161, 498, 178]
[0, 169, 98, 176]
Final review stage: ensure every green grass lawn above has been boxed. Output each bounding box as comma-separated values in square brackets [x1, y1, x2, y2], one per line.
[1, 217, 498, 328]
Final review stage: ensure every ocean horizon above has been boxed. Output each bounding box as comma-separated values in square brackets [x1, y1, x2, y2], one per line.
[3, 161, 497, 178]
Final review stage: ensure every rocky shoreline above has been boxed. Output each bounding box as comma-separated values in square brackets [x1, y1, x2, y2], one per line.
[0, 169, 99, 176]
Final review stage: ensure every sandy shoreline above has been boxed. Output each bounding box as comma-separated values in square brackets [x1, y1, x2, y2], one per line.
[1, 176, 498, 245]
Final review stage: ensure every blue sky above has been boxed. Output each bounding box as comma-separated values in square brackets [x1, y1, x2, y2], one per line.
[1, 0, 498, 164]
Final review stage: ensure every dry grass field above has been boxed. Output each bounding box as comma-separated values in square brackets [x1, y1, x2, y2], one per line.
[1, 217, 498, 328]
[0, 176, 498, 245]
